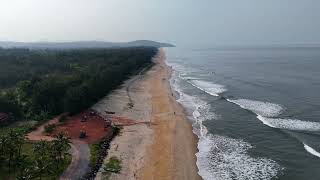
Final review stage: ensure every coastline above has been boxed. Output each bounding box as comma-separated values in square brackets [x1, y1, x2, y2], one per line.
[140, 49, 201, 180]
[94, 48, 201, 180]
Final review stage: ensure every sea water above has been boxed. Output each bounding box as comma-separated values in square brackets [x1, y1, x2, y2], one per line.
[166, 46, 320, 180]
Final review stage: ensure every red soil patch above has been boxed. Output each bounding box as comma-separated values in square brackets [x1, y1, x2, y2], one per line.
[111, 115, 137, 125]
[111, 115, 152, 126]
[52, 110, 112, 144]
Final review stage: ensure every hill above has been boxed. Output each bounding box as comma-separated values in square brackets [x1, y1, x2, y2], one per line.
[0, 40, 175, 49]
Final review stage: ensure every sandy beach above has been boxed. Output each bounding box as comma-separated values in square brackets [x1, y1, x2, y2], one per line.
[140, 49, 201, 180]
[94, 49, 201, 180]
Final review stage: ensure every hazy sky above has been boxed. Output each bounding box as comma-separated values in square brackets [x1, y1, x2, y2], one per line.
[1, 0, 320, 46]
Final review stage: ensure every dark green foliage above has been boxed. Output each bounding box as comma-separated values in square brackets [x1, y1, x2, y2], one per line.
[0, 47, 157, 120]
[0, 93, 21, 117]
[0, 131, 71, 179]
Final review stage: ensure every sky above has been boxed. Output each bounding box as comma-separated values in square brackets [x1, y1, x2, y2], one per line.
[0, 0, 320, 47]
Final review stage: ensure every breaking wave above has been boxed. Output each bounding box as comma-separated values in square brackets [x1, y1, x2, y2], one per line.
[196, 134, 282, 180]
[188, 80, 227, 96]
[303, 144, 320, 158]
[226, 98, 320, 133]
[171, 79, 281, 180]
[257, 116, 320, 132]
[226, 99, 284, 117]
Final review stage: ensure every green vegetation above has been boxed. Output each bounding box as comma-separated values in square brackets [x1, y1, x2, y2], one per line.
[0, 124, 34, 136]
[0, 47, 157, 126]
[89, 126, 120, 165]
[0, 47, 156, 178]
[44, 124, 56, 134]
[89, 143, 100, 165]
[104, 156, 122, 173]
[101, 156, 122, 180]
[0, 131, 71, 179]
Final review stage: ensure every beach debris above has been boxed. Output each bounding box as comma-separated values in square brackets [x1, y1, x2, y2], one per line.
[128, 102, 134, 108]
[105, 111, 115, 114]
[89, 110, 96, 116]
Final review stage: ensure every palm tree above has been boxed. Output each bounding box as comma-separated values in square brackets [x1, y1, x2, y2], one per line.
[33, 140, 51, 179]
[51, 133, 71, 170]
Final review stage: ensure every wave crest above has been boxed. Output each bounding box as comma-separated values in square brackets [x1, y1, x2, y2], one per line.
[257, 116, 320, 131]
[189, 80, 227, 96]
[227, 99, 284, 117]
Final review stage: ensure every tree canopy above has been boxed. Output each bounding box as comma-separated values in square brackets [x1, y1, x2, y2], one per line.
[0, 47, 157, 124]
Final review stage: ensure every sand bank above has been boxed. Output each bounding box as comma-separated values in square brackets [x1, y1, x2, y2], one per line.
[140, 49, 201, 180]
[94, 49, 201, 180]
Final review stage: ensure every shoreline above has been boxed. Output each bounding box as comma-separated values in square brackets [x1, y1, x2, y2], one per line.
[94, 48, 201, 180]
[140, 49, 201, 180]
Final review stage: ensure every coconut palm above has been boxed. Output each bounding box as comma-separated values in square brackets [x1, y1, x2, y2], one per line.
[51, 133, 71, 171]
[33, 140, 52, 179]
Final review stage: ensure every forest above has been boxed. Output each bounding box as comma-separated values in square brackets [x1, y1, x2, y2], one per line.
[0, 47, 157, 125]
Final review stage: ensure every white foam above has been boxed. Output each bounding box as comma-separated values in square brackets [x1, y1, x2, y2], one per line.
[196, 134, 281, 180]
[189, 80, 227, 96]
[180, 76, 201, 80]
[167, 61, 198, 75]
[257, 116, 320, 131]
[303, 144, 320, 158]
[227, 99, 283, 117]
[171, 72, 281, 180]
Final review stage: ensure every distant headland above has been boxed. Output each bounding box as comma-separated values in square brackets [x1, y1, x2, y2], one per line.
[0, 40, 175, 49]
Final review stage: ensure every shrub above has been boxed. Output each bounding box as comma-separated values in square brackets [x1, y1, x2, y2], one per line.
[104, 156, 122, 173]
[44, 124, 56, 134]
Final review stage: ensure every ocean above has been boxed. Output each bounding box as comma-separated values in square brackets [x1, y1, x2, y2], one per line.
[165, 46, 320, 180]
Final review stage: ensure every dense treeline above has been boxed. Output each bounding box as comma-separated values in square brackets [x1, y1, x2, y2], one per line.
[0, 47, 157, 123]
[0, 130, 71, 179]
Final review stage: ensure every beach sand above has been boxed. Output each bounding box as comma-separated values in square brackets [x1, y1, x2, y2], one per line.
[140, 49, 201, 180]
[94, 49, 201, 180]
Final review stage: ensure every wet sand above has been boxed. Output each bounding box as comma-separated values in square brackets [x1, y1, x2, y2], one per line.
[94, 49, 201, 180]
[140, 49, 201, 180]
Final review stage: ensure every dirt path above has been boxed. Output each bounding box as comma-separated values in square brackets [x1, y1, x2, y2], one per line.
[26, 115, 90, 180]
[26, 116, 60, 141]
[60, 140, 90, 180]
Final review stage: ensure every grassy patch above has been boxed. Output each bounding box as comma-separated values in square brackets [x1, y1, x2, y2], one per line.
[89, 143, 100, 165]
[101, 156, 122, 180]
[89, 126, 121, 165]
[0, 125, 33, 136]
[104, 156, 122, 173]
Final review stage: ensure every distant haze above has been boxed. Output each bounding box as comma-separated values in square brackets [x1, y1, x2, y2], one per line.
[1, 0, 320, 47]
